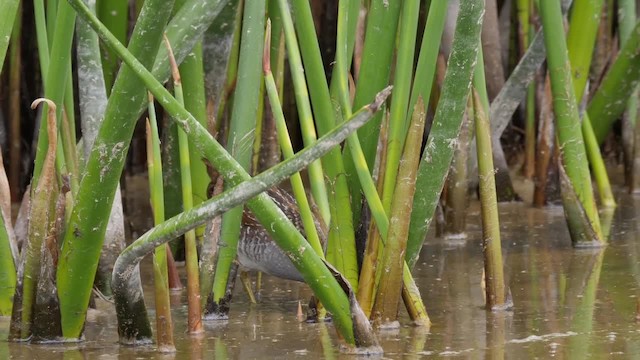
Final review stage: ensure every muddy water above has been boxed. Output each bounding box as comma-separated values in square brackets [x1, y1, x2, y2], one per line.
[3, 190, 640, 359]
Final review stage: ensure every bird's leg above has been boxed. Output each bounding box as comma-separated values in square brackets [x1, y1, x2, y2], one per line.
[240, 270, 257, 304]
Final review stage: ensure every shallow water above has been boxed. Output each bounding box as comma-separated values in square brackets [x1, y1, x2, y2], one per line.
[3, 190, 640, 359]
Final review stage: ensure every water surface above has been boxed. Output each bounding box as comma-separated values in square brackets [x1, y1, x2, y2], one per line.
[2, 191, 640, 359]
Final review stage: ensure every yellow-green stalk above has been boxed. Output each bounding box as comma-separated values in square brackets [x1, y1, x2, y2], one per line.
[275, 0, 330, 223]
[146, 95, 176, 352]
[516, 0, 536, 179]
[472, 90, 507, 309]
[372, 98, 427, 324]
[380, 0, 421, 214]
[164, 36, 204, 334]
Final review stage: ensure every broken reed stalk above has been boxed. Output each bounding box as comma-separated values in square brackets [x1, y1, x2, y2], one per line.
[11, 99, 57, 340]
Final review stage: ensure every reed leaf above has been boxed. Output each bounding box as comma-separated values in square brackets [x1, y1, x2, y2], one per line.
[289, 0, 359, 289]
[146, 97, 175, 351]
[0, 0, 19, 74]
[0, 207, 16, 316]
[76, 0, 126, 298]
[210, 0, 265, 308]
[589, 21, 640, 142]
[406, 0, 485, 268]
[57, 0, 175, 339]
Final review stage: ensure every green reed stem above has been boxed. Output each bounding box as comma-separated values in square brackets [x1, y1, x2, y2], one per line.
[380, 0, 421, 213]
[539, 0, 603, 245]
[264, 28, 324, 257]
[472, 90, 506, 310]
[289, 0, 359, 289]
[0, 0, 19, 73]
[97, 0, 128, 93]
[165, 36, 204, 334]
[32, 0, 76, 185]
[275, 0, 330, 223]
[566, 0, 614, 208]
[211, 0, 265, 305]
[589, 21, 640, 142]
[343, 0, 401, 221]
[146, 95, 176, 352]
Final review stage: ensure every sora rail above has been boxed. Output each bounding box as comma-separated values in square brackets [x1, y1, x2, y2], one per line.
[208, 177, 327, 282]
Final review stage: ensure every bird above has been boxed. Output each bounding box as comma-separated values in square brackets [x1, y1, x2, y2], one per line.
[207, 170, 327, 282]
[236, 186, 327, 282]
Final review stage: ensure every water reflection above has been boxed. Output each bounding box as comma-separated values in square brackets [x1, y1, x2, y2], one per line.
[4, 194, 640, 358]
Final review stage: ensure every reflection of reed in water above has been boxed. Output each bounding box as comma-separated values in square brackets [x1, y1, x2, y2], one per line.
[486, 311, 508, 360]
[565, 249, 605, 359]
